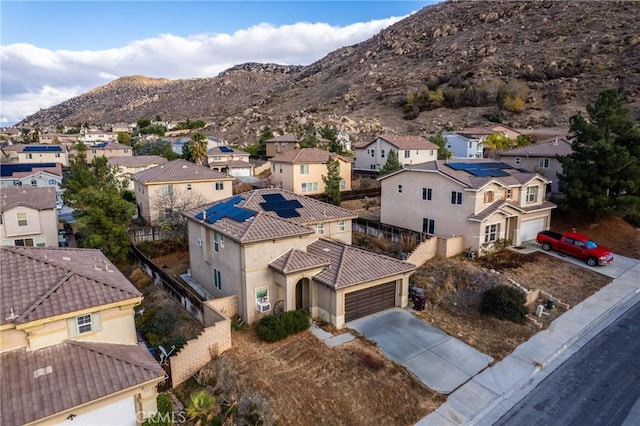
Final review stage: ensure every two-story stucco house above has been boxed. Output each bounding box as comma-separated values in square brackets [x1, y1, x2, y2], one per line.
[132, 159, 234, 226]
[0, 163, 64, 198]
[183, 188, 416, 328]
[353, 135, 439, 171]
[498, 137, 573, 194]
[1, 144, 70, 166]
[1, 187, 59, 247]
[379, 160, 556, 253]
[83, 141, 133, 163]
[270, 148, 352, 195]
[108, 155, 169, 190]
[444, 127, 498, 159]
[265, 133, 300, 158]
[206, 146, 254, 177]
[0, 246, 165, 425]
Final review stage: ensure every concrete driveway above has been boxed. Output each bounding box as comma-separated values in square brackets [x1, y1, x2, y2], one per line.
[520, 241, 639, 279]
[347, 308, 493, 394]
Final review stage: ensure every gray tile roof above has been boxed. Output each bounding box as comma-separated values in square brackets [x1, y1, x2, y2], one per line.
[469, 200, 557, 222]
[1, 340, 165, 426]
[269, 248, 330, 274]
[208, 160, 254, 169]
[0, 187, 57, 212]
[307, 239, 416, 289]
[266, 133, 299, 143]
[132, 159, 231, 184]
[270, 148, 352, 164]
[107, 155, 168, 168]
[183, 188, 357, 243]
[498, 137, 573, 157]
[359, 135, 439, 150]
[1, 246, 141, 326]
[384, 160, 547, 189]
[207, 146, 250, 156]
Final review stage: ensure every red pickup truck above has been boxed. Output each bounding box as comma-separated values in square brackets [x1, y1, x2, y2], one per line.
[536, 231, 614, 266]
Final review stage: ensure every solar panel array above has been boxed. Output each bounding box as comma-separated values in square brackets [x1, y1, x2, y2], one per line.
[0, 163, 58, 177]
[195, 196, 256, 224]
[260, 193, 303, 218]
[219, 146, 234, 153]
[23, 145, 62, 152]
[445, 162, 515, 177]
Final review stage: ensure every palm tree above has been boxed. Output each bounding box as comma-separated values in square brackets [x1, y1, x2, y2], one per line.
[186, 390, 218, 426]
[189, 132, 208, 166]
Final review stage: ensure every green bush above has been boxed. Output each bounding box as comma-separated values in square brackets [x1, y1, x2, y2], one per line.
[256, 310, 311, 342]
[480, 285, 528, 324]
[142, 393, 173, 426]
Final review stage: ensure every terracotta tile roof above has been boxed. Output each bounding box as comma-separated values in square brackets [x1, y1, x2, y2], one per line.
[107, 155, 168, 168]
[270, 148, 352, 164]
[498, 137, 573, 157]
[132, 159, 230, 184]
[307, 238, 416, 289]
[266, 133, 299, 143]
[468, 200, 557, 222]
[387, 160, 548, 189]
[183, 188, 357, 243]
[468, 200, 509, 222]
[269, 248, 330, 274]
[1, 247, 141, 326]
[1, 340, 165, 426]
[0, 187, 57, 212]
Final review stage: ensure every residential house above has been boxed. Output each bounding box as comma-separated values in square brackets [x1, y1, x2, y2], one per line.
[498, 137, 573, 194]
[78, 129, 118, 143]
[1, 187, 59, 247]
[0, 163, 64, 198]
[265, 133, 300, 158]
[269, 148, 352, 195]
[83, 141, 133, 163]
[444, 127, 496, 159]
[168, 136, 223, 156]
[132, 159, 234, 225]
[110, 122, 136, 133]
[108, 155, 169, 190]
[1, 144, 69, 166]
[183, 188, 415, 328]
[0, 246, 165, 425]
[487, 124, 523, 140]
[379, 160, 556, 253]
[353, 135, 438, 171]
[206, 146, 254, 177]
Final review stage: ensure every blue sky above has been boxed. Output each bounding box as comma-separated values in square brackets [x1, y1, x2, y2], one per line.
[0, 1, 439, 126]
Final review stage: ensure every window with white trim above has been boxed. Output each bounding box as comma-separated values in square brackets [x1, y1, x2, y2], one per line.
[17, 213, 28, 227]
[340, 179, 346, 190]
[213, 268, 222, 290]
[484, 191, 494, 203]
[484, 223, 500, 243]
[214, 232, 224, 252]
[317, 223, 324, 234]
[422, 218, 435, 235]
[14, 238, 34, 247]
[48, 179, 56, 185]
[301, 182, 318, 193]
[256, 286, 269, 304]
[161, 184, 173, 196]
[300, 164, 309, 174]
[77, 314, 93, 334]
[538, 158, 550, 168]
[338, 220, 345, 231]
[186, 183, 192, 190]
[505, 188, 512, 199]
[526, 186, 538, 203]
[451, 191, 462, 205]
[31, 179, 37, 187]
[215, 182, 224, 191]
[404, 150, 410, 159]
[422, 187, 432, 201]
[67, 312, 101, 337]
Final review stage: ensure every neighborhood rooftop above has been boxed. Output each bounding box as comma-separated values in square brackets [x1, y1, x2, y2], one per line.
[107, 155, 168, 167]
[499, 137, 573, 157]
[0, 187, 57, 212]
[132, 158, 230, 183]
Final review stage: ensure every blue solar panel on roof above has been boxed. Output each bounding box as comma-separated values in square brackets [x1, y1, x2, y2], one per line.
[0, 163, 58, 177]
[195, 196, 255, 224]
[23, 145, 62, 152]
[260, 193, 302, 218]
[219, 146, 234, 153]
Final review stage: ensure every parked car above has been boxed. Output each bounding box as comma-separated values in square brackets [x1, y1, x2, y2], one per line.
[56, 200, 63, 211]
[536, 231, 614, 266]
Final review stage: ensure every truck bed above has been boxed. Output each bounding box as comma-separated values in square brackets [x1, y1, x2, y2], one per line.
[537, 230, 562, 240]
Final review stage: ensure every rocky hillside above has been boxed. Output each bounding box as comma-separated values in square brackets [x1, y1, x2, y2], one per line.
[18, 0, 640, 142]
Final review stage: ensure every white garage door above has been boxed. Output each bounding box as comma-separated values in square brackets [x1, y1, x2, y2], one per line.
[58, 396, 136, 426]
[520, 218, 545, 242]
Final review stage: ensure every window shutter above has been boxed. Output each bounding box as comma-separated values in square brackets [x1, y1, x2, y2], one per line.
[92, 312, 102, 332]
[68, 318, 78, 337]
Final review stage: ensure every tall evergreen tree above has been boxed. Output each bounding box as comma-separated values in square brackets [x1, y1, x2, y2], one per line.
[558, 89, 640, 218]
[379, 149, 403, 176]
[428, 133, 452, 159]
[322, 156, 342, 205]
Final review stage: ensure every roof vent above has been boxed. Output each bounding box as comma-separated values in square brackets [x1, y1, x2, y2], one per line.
[322, 248, 331, 252]
[33, 366, 53, 378]
[62, 256, 71, 261]
[5, 308, 18, 321]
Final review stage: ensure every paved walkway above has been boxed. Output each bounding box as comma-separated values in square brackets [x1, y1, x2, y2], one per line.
[418, 259, 640, 425]
[347, 309, 493, 394]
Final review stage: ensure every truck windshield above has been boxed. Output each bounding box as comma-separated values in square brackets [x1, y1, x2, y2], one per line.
[586, 240, 598, 249]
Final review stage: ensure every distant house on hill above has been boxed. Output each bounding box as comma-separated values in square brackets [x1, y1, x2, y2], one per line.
[353, 135, 438, 171]
[206, 146, 254, 177]
[0, 163, 63, 197]
[1, 144, 69, 167]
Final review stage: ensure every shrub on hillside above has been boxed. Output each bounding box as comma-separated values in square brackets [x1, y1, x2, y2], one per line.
[256, 310, 311, 342]
[480, 285, 528, 324]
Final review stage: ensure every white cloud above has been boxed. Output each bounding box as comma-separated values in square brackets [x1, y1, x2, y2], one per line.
[0, 16, 404, 126]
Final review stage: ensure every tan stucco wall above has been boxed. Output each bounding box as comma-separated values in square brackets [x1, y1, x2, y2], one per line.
[275, 160, 352, 195]
[0, 328, 28, 353]
[85, 147, 132, 163]
[205, 296, 238, 319]
[1, 206, 58, 247]
[17, 151, 69, 166]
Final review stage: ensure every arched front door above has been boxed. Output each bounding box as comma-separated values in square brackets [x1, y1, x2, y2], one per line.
[295, 278, 310, 311]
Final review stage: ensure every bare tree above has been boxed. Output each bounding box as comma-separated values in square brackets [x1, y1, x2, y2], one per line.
[152, 187, 208, 232]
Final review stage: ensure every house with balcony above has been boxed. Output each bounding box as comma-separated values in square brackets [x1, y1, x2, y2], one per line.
[206, 146, 254, 177]
[182, 188, 415, 328]
[108, 155, 169, 190]
[0, 163, 64, 198]
[1, 187, 59, 247]
[353, 135, 438, 171]
[497, 137, 573, 194]
[378, 160, 556, 253]
[1, 144, 69, 167]
[0, 246, 165, 425]
[269, 148, 352, 195]
[132, 159, 234, 225]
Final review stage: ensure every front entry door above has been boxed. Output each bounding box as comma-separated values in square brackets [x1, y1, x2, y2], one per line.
[295, 279, 309, 311]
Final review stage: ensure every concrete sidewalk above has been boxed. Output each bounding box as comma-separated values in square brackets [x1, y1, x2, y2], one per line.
[418, 260, 640, 425]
